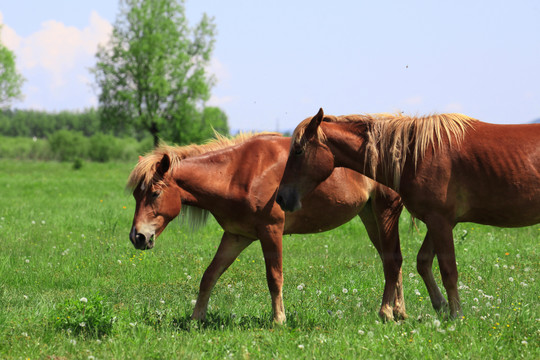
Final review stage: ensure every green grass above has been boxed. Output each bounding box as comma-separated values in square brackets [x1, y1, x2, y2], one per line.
[0, 159, 538, 359]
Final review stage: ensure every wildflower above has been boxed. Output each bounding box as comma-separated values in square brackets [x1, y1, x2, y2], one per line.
[117, 260, 122, 264]
[129, 322, 137, 327]
[508, 277, 514, 282]
[41, 220, 46, 225]
[23, 295, 28, 300]
[352, 289, 358, 294]
[160, 299, 165, 304]
[298, 344, 304, 350]
[79, 322, 86, 327]
[477, 276, 482, 281]
[433, 319, 441, 328]
[191, 299, 197, 306]
[342, 288, 348, 294]
[316, 290, 322, 296]
[415, 289, 421, 296]
[70, 339, 77, 345]
[521, 340, 528, 345]
[297, 284, 305, 291]
[31, 220, 36, 225]
[80, 297, 88, 303]
[25, 259, 30, 263]
[358, 329, 365, 335]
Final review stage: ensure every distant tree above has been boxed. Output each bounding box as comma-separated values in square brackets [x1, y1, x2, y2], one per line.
[93, 0, 223, 146]
[0, 27, 25, 107]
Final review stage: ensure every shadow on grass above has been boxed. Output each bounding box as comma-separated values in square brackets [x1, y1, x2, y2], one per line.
[171, 310, 321, 331]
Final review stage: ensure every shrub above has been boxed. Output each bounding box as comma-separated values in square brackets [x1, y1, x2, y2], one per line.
[89, 133, 120, 162]
[48, 130, 89, 161]
[52, 293, 115, 337]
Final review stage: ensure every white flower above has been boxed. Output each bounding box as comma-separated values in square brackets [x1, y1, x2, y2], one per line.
[352, 289, 358, 294]
[298, 344, 304, 350]
[160, 299, 165, 304]
[521, 340, 528, 345]
[25, 259, 30, 263]
[129, 322, 137, 327]
[21, 332, 28, 337]
[70, 339, 77, 345]
[191, 299, 197, 306]
[415, 289, 421, 296]
[80, 297, 88, 303]
[297, 284, 305, 291]
[478, 276, 482, 281]
[433, 319, 441, 328]
[508, 277, 514, 282]
[358, 329, 365, 335]
[342, 288, 348, 294]
[79, 322, 86, 327]
[316, 290, 322, 296]
[23, 295, 28, 300]
[117, 260, 122, 264]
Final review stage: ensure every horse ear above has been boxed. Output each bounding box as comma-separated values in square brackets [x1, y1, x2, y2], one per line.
[305, 108, 324, 139]
[156, 154, 170, 176]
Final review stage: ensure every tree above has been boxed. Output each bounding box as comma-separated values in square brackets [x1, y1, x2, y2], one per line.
[93, 0, 222, 146]
[0, 27, 25, 108]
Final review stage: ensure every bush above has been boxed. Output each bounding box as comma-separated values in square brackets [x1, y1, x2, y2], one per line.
[49, 130, 89, 161]
[52, 293, 115, 337]
[89, 133, 120, 162]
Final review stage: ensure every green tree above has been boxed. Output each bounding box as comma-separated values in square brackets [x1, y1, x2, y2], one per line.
[93, 0, 222, 146]
[0, 27, 25, 107]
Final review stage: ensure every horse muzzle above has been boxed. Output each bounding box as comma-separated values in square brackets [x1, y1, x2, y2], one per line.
[276, 186, 302, 212]
[129, 226, 155, 250]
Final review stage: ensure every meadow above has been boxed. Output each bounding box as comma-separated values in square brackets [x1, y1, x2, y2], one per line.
[0, 159, 538, 359]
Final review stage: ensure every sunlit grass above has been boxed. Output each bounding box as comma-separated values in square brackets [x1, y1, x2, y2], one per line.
[0, 159, 538, 359]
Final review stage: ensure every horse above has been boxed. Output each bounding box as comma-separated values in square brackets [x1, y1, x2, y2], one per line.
[127, 132, 407, 324]
[277, 108, 540, 318]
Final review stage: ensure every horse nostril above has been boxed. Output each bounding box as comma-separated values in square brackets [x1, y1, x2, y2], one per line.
[276, 193, 284, 207]
[135, 233, 146, 244]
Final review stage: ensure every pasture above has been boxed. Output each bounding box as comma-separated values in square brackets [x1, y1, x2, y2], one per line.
[0, 159, 538, 359]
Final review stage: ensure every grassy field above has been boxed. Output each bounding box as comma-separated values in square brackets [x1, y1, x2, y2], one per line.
[0, 159, 538, 359]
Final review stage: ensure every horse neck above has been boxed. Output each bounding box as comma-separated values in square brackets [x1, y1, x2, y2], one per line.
[322, 121, 398, 190]
[171, 151, 236, 209]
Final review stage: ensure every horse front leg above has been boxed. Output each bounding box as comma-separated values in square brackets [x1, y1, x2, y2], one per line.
[191, 232, 252, 321]
[427, 218, 462, 319]
[258, 225, 286, 325]
[417, 231, 449, 313]
[360, 192, 406, 322]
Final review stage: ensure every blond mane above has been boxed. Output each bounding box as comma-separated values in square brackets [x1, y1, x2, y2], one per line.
[296, 112, 477, 189]
[126, 131, 281, 230]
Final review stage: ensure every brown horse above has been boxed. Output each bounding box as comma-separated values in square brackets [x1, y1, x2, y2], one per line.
[127, 132, 407, 324]
[277, 108, 540, 318]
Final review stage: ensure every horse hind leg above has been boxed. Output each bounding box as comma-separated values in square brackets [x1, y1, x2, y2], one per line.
[191, 232, 252, 321]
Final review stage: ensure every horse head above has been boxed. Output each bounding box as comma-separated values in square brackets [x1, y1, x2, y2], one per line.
[277, 108, 335, 212]
[129, 153, 182, 250]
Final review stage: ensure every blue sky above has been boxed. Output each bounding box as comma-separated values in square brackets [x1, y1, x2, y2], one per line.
[1, 0, 539, 132]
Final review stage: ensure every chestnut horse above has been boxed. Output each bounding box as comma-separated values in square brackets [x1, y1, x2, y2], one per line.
[277, 108, 540, 318]
[127, 133, 406, 324]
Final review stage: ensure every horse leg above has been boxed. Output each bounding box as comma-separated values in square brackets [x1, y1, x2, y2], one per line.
[258, 225, 286, 324]
[417, 231, 449, 313]
[191, 232, 252, 321]
[426, 218, 462, 318]
[359, 192, 406, 322]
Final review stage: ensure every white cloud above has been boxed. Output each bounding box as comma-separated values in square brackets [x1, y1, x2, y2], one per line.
[208, 94, 234, 106]
[207, 57, 230, 84]
[0, 11, 112, 109]
[443, 102, 464, 113]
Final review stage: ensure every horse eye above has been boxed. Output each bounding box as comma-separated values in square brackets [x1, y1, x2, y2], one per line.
[151, 191, 160, 199]
[294, 148, 304, 156]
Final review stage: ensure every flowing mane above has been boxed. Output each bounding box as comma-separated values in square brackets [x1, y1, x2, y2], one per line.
[127, 132, 281, 230]
[296, 112, 477, 189]
[127, 131, 281, 192]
